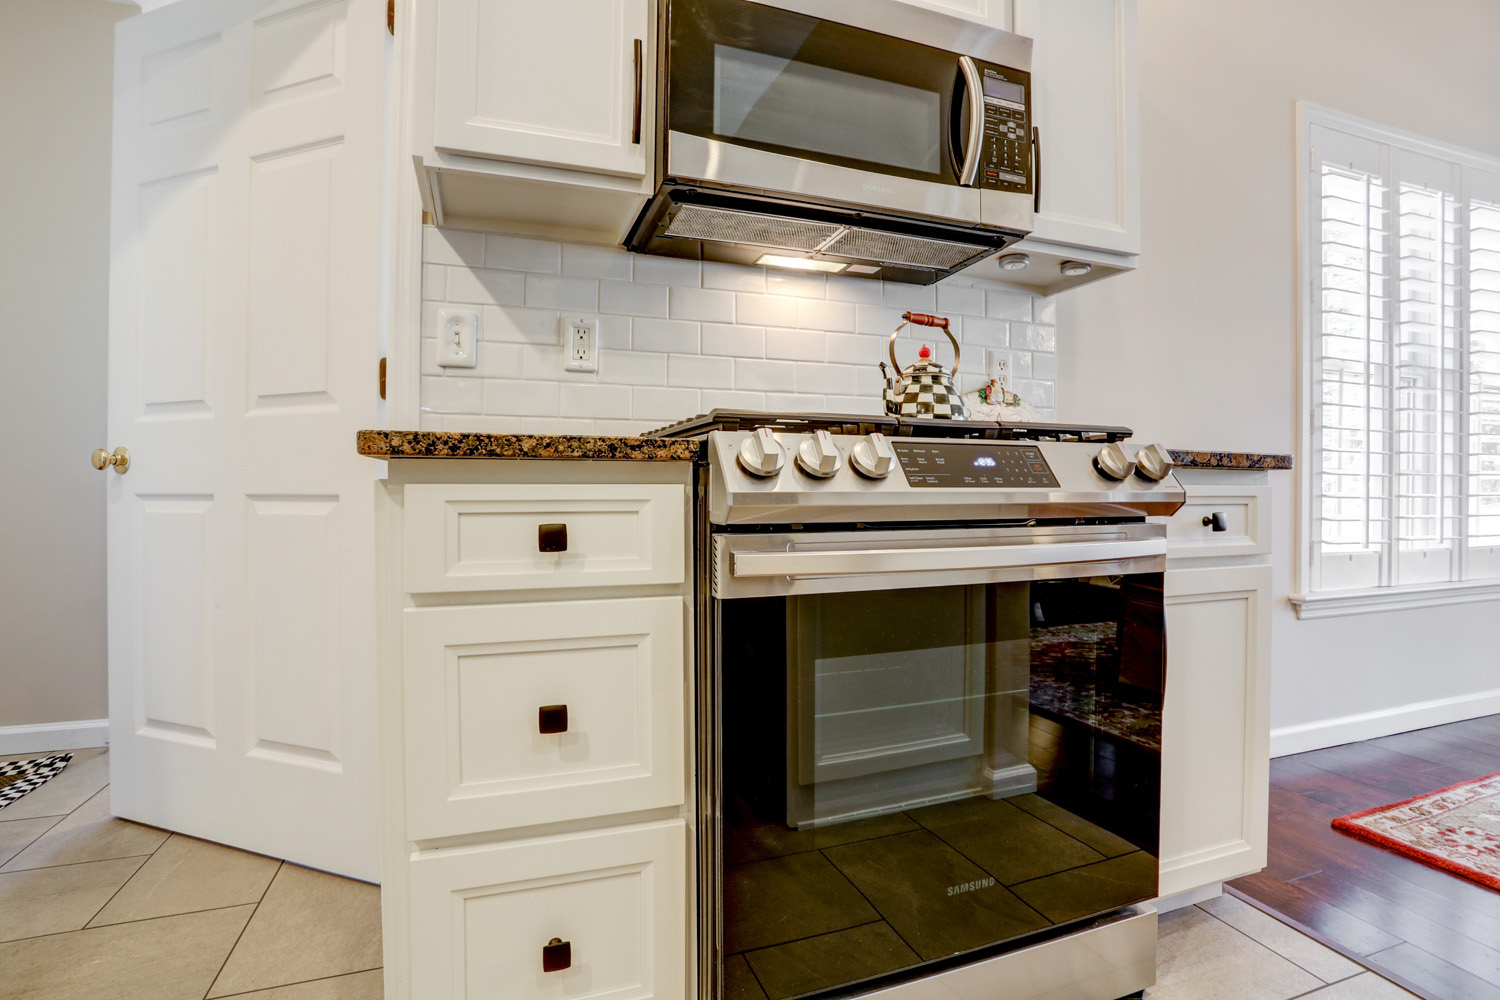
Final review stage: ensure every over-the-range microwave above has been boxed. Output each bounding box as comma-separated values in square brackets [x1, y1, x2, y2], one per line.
[624, 0, 1037, 285]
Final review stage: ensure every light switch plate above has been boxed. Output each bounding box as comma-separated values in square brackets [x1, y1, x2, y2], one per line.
[438, 308, 479, 368]
[561, 315, 598, 373]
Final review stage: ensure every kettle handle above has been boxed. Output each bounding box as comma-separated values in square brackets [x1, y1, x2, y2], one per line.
[889, 311, 960, 378]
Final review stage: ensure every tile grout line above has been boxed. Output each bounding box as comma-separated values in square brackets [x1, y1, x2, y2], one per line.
[1191, 900, 1367, 987]
[200, 861, 284, 1000]
[207, 966, 384, 1000]
[0, 899, 262, 948]
[0, 767, 115, 873]
[79, 828, 176, 930]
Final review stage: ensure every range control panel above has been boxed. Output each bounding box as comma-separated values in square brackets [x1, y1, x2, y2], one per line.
[975, 62, 1033, 193]
[892, 441, 1060, 488]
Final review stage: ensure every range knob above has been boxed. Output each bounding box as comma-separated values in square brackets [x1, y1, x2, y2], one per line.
[1092, 442, 1136, 482]
[1133, 443, 1174, 482]
[737, 427, 785, 478]
[796, 429, 843, 479]
[851, 432, 896, 480]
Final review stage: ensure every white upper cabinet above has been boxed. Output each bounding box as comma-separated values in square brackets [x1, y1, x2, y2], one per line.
[889, 0, 1012, 31]
[1012, 0, 1139, 255]
[431, 0, 652, 178]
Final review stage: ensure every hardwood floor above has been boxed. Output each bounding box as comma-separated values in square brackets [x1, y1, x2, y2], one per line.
[1228, 714, 1500, 1000]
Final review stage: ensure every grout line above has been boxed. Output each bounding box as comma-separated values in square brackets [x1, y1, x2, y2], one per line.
[206, 966, 384, 999]
[81, 835, 178, 929]
[1192, 898, 1361, 985]
[201, 861, 284, 1000]
[0, 900, 260, 948]
[0, 815, 68, 869]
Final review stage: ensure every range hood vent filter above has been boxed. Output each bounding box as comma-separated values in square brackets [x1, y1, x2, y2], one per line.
[661, 203, 992, 271]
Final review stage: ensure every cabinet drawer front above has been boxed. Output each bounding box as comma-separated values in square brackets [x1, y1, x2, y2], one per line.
[1166, 485, 1269, 560]
[404, 483, 684, 593]
[403, 598, 685, 840]
[410, 821, 686, 1000]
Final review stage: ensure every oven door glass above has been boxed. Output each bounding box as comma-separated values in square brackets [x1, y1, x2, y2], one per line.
[669, 0, 971, 184]
[716, 573, 1164, 1000]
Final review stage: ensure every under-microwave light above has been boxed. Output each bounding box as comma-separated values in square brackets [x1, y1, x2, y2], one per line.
[1060, 261, 1094, 277]
[998, 253, 1030, 271]
[755, 254, 849, 273]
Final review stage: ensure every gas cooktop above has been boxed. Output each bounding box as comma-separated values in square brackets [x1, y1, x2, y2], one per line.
[645, 408, 1134, 443]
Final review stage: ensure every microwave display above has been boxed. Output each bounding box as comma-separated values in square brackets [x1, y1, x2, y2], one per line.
[982, 76, 1025, 105]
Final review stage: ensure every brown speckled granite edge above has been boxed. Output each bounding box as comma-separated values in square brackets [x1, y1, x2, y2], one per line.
[1169, 450, 1294, 470]
[356, 430, 702, 462]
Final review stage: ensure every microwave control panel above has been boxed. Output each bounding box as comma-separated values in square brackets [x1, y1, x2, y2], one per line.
[975, 62, 1033, 193]
[891, 441, 1059, 488]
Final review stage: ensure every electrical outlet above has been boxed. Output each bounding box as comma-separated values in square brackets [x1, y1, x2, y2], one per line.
[561, 315, 598, 373]
[437, 308, 479, 368]
[987, 350, 1010, 388]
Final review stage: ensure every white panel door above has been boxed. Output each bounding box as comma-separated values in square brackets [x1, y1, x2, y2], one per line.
[107, 0, 387, 879]
[1012, 0, 1139, 254]
[430, 0, 651, 176]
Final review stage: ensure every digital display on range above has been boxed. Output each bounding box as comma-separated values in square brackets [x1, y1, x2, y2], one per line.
[891, 441, 1060, 488]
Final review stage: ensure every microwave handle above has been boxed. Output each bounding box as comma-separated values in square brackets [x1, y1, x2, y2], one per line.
[1032, 125, 1042, 212]
[957, 56, 984, 187]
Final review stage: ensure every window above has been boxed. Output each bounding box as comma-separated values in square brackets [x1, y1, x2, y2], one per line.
[1298, 105, 1500, 615]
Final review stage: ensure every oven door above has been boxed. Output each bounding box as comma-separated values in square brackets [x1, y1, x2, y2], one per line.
[706, 523, 1165, 1000]
[665, 0, 1033, 224]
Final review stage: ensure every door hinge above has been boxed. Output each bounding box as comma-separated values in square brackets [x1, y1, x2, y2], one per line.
[378, 357, 387, 400]
[386, 0, 394, 34]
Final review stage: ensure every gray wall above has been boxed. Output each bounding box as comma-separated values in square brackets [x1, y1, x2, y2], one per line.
[0, 0, 130, 727]
[1058, 0, 1500, 747]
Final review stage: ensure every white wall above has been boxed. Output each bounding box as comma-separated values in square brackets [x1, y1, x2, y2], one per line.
[0, 0, 129, 730]
[1059, 0, 1500, 751]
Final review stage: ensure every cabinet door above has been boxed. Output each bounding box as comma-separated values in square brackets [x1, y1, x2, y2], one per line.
[1012, 0, 1139, 254]
[1159, 565, 1271, 897]
[403, 597, 685, 840]
[431, 0, 651, 177]
[409, 820, 686, 1000]
[889, 0, 1012, 30]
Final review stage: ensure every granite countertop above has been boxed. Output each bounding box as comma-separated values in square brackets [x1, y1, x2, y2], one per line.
[1168, 450, 1293, 471]
[356, 430, 701, 462]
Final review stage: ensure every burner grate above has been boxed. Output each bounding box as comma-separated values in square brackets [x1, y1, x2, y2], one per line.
[644, 409, 1133, 443]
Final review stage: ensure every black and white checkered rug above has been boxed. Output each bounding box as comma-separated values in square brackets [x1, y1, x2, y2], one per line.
[0, 753, 73, 810]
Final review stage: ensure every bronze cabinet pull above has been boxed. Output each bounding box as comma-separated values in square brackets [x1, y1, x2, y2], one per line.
[543, 938, 572, 973]
[538, 523, 568, 552]
[538, 705, 569, 735]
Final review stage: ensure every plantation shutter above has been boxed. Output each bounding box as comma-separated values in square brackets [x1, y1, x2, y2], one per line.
[1467, 167, 1500, 580]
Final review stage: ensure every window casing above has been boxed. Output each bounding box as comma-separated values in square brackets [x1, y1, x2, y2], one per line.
[1301, 107, 1500, 609]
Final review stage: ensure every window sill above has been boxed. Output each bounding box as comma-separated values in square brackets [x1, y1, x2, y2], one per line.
[1290, 580, 1500, 620]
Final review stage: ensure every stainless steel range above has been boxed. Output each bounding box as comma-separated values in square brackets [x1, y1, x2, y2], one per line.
[648, 411, 1185, 1000]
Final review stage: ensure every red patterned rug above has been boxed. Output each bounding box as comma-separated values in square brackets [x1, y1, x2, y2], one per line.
[1332, 771, 1500, 891]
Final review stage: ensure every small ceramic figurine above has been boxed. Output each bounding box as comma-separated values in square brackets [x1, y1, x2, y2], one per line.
[963, 378, 1043, 423]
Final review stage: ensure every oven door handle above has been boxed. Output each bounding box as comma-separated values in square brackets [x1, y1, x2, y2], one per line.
[731, 537, 1167, 580]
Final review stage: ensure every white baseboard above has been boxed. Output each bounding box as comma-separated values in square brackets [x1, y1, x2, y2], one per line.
[0, 719, 109, 755]
[1270, 688, 1500, 757]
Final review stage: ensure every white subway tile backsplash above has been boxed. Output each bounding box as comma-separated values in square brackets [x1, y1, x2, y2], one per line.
[418, 227, 1059, 433]
[796, 362, 856, 396]
[937, 285, 986, 317]
[559, 382, 632, 419]
[703, 261, 766, 293]
[481, 305, 557, 344]
[668, 354, 734, 389]
[632, 386, 701, 420]
[486, 235, 561, 274]
[600, 278, 668, 318]
[736, 292, 799, 329]
[702, 323, 765, 358]
[765, 328, 826, 362]
[1011, 323, 1057, 352]
[422, 375, 482, 413]
[985, 290, 1032, 321]
[562, 243, 632, 280]
[423, 227, 483, 267]
[633, 255, 702, 286]
[735, 358, 797, 392]
[525, 274, 598, 312]
[446, 266, 525, 307]
[632, 317, 700, 354]
[598, 348, 668, 386]
[669, 286, 736, 324]
[796, 297, 856, 332]
[422, 264, 447, 301]
[766, 271, 826, 299]
[484, 378, 560, 416]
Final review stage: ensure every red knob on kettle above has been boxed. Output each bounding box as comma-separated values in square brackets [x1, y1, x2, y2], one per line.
[919, 345, 931, 359]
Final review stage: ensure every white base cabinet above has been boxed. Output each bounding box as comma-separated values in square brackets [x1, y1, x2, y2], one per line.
[1157, 470, 1274, 898]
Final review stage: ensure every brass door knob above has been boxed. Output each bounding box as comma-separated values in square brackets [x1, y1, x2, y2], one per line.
[91, 447, 130, 474]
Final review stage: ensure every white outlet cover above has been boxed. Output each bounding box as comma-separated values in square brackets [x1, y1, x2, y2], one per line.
[561, 315, 598, 373]
[438, 308, 479, 369]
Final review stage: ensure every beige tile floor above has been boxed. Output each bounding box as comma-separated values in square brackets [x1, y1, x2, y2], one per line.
[0, 749, 382, 1000]
[0, 749, 1422, 1000]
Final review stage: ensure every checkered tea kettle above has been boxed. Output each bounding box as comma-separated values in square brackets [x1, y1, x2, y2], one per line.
[880, 311, 969, 420]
